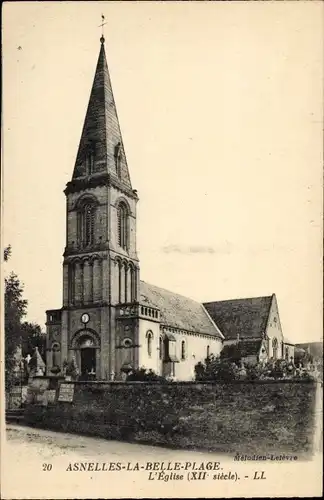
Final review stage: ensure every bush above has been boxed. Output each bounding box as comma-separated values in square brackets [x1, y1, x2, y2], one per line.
[244, 359, 320, 382]
[270, 359, 286, 380]
[195, 355, 240, 382]
[196, 353, 322, 383]
[126, 368, 168, 382]
[245, 363, 267, 381]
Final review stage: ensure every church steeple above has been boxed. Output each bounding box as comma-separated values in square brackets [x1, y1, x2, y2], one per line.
[72, 36, 131, 189]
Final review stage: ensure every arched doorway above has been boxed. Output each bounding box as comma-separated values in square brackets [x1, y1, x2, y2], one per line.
[79, 336, 96, 380]
[70, 329, 100, 380]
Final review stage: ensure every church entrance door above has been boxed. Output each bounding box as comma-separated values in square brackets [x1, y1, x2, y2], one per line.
[71, 330, 100, 380]
[80, 348, 96, 380]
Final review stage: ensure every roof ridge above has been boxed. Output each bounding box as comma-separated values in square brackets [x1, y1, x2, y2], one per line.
[204, 295, 275, 341]
[203, 295, 273, 305]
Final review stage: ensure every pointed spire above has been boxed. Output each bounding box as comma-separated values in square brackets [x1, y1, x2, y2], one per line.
[72, 37, 132, 189]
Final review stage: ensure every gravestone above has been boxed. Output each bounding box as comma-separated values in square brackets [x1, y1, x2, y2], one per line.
[58, 383, 75, 402]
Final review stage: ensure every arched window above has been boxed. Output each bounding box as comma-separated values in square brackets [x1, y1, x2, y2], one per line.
[272, 338, 278, 360]
[147, 331, 153, 357]
[207, 345, 210, 359]
[181, 340, 186, 360]
[84, 204, 95, 246]
[117, 202, 128, 250]
[285, 347, 289, 361]
[78, 203, 95, 247]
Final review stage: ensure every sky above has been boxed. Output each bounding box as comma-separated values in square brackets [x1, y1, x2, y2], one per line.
[2, 1, 323, 343]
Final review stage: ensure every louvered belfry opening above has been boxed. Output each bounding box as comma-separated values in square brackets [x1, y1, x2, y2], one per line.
[77, 203, 96, 248]
[117, 202, 128, 250]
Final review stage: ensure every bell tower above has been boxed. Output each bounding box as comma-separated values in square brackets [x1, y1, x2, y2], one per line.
[46, 35, 140, 380]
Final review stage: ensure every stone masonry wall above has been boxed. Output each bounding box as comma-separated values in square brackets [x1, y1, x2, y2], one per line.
[24, 380, 320, 457]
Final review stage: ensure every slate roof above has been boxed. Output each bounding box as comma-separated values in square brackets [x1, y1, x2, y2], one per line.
[203, 296, 273, 340]
[221, 340, 263, 359]
[71, 39, 131, 187]
[140, 281, 222, 338]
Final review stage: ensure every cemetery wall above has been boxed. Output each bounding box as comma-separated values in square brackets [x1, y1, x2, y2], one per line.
[24, 379, 320, 456]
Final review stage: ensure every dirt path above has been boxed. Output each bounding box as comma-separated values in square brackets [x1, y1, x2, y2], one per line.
[2, 424, 321, 499]
[5, 423, 219, 460]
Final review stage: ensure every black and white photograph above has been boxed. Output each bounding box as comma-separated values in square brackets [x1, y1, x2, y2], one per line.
[1, 1, 323, 498]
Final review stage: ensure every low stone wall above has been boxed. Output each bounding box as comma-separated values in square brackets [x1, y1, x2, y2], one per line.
[24, 380, 320, 456]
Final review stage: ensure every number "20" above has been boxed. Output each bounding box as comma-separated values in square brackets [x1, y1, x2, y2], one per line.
[42, 463, 52, 471]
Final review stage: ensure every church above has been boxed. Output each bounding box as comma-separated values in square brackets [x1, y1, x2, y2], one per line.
[45, 35, 291, 381]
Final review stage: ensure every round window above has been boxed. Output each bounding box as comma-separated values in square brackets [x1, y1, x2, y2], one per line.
[122, 337, 133, 348]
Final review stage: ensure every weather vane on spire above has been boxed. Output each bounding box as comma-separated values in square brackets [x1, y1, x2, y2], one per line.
[99, 14, 107, 43]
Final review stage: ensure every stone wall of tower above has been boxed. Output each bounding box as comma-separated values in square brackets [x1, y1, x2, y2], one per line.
[63, 255, 109, 308]
[65, 185, 109, 252]
[105, 183, 139, 305]
[59, 305, 112, 380]
[45, 309, 62, 376]
[108, 185, 138, 261]
[109, 255, 139, 306]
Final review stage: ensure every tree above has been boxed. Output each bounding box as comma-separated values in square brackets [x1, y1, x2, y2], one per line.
[4, 245, 12, 262]
[4, 245, 28, 389]
[4, 271, 28, 390]
[4, 246, 46, 389]
[21, 322, 46, 359]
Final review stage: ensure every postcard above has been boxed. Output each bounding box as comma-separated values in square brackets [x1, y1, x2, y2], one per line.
[1, 1, 323, 498]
